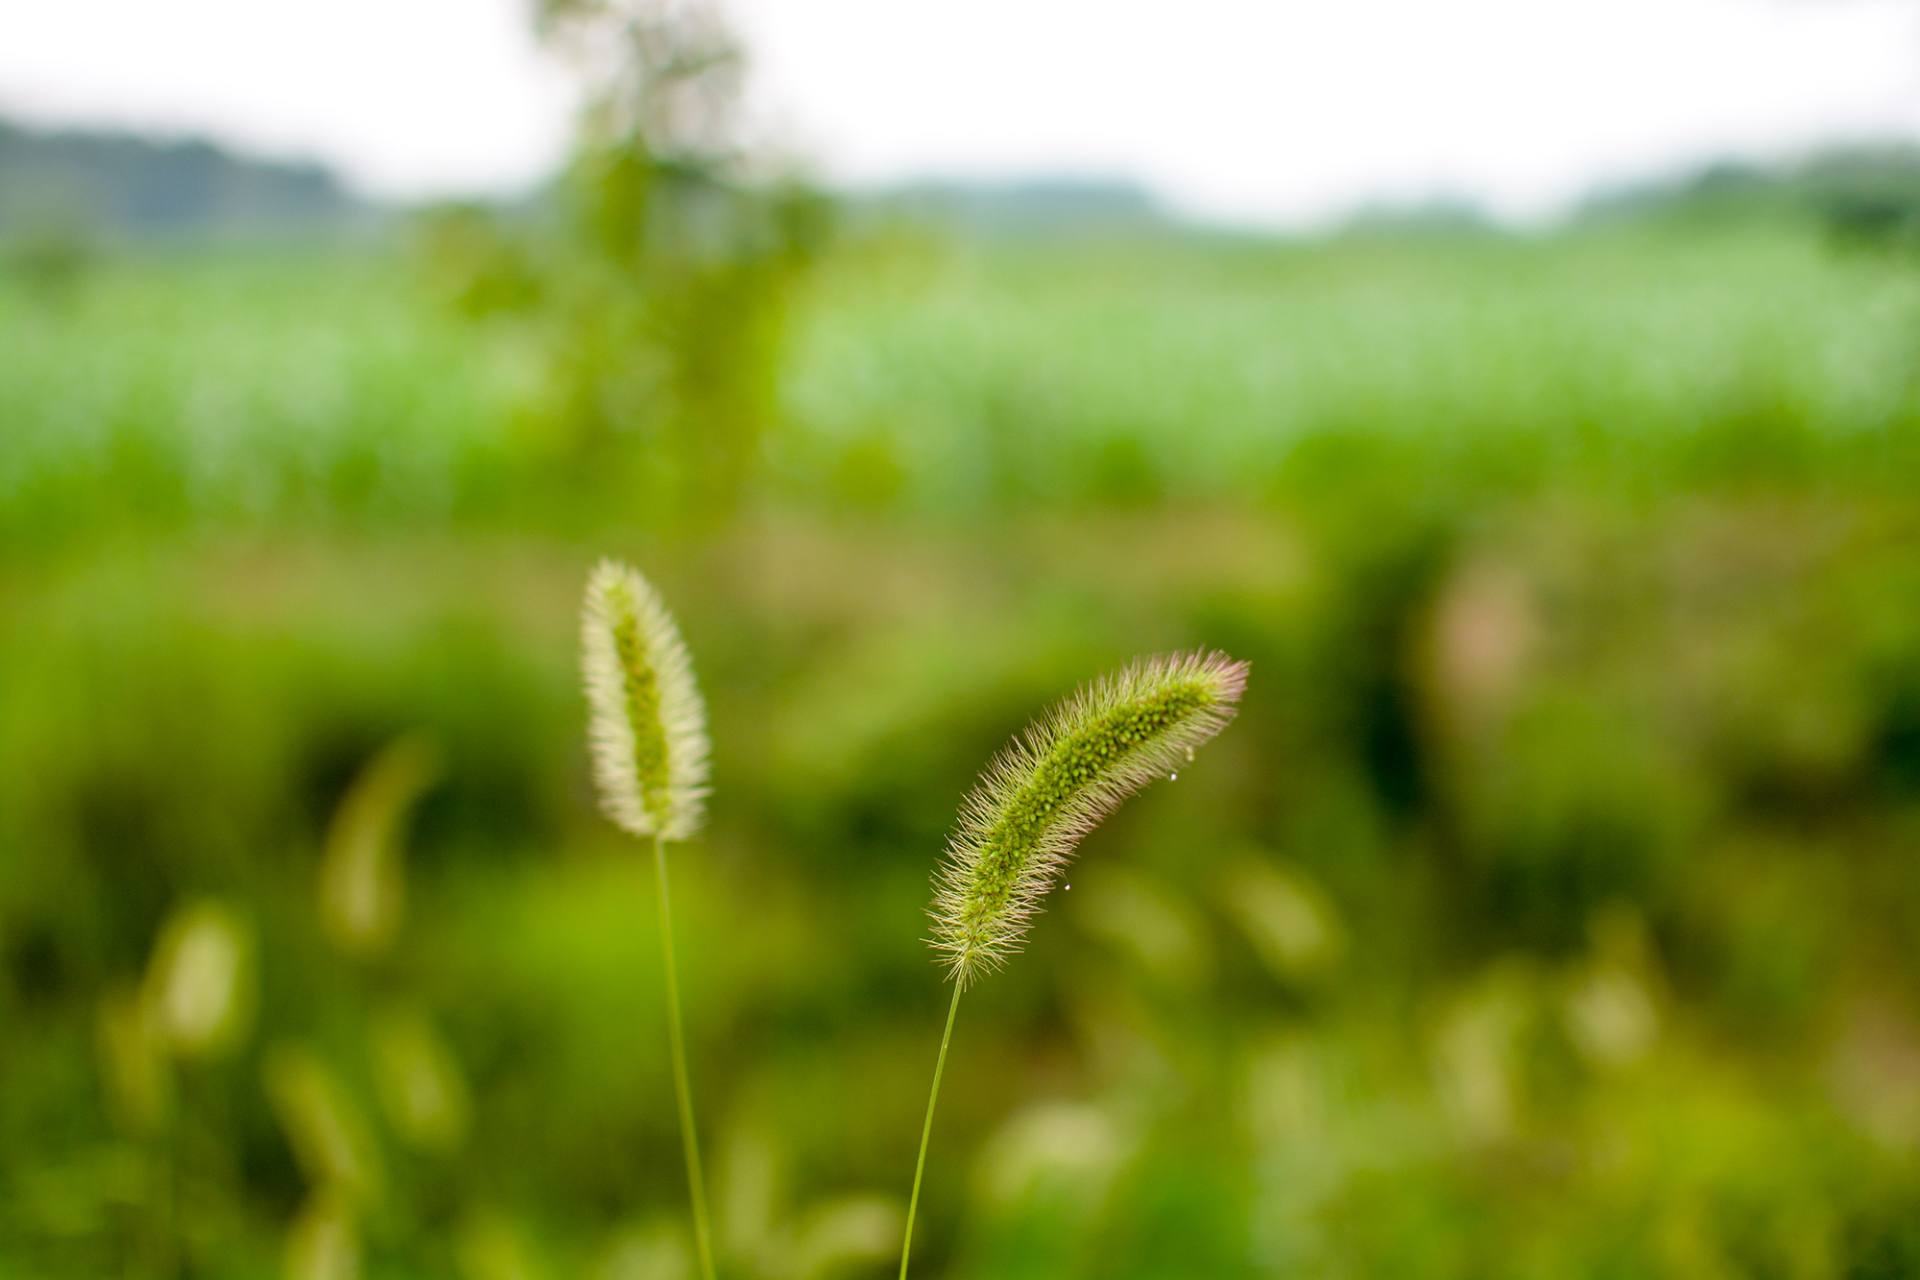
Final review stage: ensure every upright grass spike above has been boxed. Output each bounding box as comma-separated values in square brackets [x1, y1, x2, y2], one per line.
[581, 559, 717, 1280]
[583, 559, 711, 842]
[897, 650, 1249, 1279]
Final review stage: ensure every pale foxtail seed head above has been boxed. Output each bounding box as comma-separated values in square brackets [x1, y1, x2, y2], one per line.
[930, 650, 1249, 987]
[581, 559, 710, 842]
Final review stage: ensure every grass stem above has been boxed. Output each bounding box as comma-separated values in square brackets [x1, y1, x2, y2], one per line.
[654, 835, 717, 1280]
[898, 983, 963, 1280]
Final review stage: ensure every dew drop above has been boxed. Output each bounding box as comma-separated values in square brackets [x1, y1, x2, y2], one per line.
[1169, 771, 1178, 781]
[1064, 883, 1072, 891]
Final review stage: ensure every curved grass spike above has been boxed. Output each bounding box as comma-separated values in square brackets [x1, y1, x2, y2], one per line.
[581, 559, 717, 1280]
[897, 650, 1248, 1278]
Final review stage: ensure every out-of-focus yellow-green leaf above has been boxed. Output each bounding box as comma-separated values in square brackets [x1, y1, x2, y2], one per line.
[265, 1044, 383, 1205]
[1216, 855, 1346, 983]
[285, 1190, 359, 1280]
[96, 983, 172, 1133]
[319, 735, 441, 958]
[370, 1003, 471, 1152]
[1074, 866, 1214, 987]
[458, 1209, 546, 1280]
[143, 899, 254, 1060]
[789, 1196, 902, 1280]
[597, 1221, 690, 1280]
[972, 1101, 1134, 1212]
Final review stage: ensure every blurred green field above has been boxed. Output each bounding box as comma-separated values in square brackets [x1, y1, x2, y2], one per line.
[7, 225, 1918, 542]
[783, 226, 1920, 510]
[4, 222, 1920, 1278]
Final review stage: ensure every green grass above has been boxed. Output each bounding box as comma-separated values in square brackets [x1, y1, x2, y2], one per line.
[5, 224, 1917, 550]
[777, 226, 1920, 511]
[0, 246, 527, 548]
[3, 222, 1920, 1277]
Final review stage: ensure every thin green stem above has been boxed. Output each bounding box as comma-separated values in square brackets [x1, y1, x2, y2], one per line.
[654, 835, 717, 1280]
[898, 983, 964, 1280]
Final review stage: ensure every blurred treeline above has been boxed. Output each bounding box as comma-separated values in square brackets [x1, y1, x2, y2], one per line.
[0, 120, 365, 241]
[6, 6, 1920, 1278]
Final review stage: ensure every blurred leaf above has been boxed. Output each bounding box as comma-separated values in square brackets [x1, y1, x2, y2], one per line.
[95, 982, 171, 1133]
[285, 1191, 359, 1280]
[142, 899, 254, 1060]
[265, 1045, 383, 1205]
[1561, 906, 1662, 1070]
[716, 1119, 783, 1274]
[370, 1003, 471, 1152]
[972, 1102, 1134, 1212]
[597, 1221, 691, 1280]
[790, 1196, 902, 1280]
[458, 1210, 547, 1280]
[1072, 866, 1213, 988]
[318, 735, 441, 958]
[1430, 965, 1537, 1144]
[1215, 855, 1345, 984]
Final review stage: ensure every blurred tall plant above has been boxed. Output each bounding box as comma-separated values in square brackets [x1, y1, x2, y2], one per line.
[419, 0, 828, 527]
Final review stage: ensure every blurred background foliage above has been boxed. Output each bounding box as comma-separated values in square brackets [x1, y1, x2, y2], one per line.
[416, 0, 829, 528]
[5, 3, 1920, 1277]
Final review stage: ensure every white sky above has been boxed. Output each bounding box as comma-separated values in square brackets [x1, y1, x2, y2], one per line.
[2, 0, 1917, 226]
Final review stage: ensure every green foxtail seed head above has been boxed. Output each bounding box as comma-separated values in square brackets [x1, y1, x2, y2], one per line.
[582, 559, 710, 842]
[930, 650, 1249, 987]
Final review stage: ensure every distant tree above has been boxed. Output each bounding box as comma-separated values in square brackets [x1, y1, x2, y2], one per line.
[421, 0, 829, 526]
[0, 118, 360, 238]
[1338, 196, 1497, 240]
[863, 176, 1176, 237]
[1801, 145, 1920, 254]
[1574, 143, 1920, 252]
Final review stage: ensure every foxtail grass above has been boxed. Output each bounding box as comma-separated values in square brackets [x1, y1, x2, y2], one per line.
[896, 650, 1248, 1278]
[583, 559, 717, 1280]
